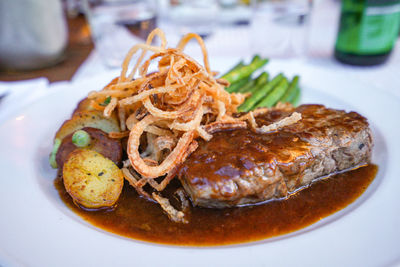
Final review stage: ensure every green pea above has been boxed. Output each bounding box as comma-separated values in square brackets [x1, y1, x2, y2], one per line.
[72, 130, 91, 148]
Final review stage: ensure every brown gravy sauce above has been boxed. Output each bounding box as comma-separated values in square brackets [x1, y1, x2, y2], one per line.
[55, 164, 377, 246]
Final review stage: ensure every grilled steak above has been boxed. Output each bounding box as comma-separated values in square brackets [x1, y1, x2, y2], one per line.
[178, 104, 373, 208]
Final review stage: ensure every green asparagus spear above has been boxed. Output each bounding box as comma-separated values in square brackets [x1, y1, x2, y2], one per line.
[255, 77, 289, 108]
[221, 60, 244, 78]
[238, 73, 284, 112]
[224, 56, 263, 91]
[238, 72, 269, 93]
[220, 61, 244, 78]
[279, 76, 299, 103]
[225, 76, 251, 93]
[247, 72, 269, 93]
[287, 84, 299, 103]
[291, 86, 301, 106]
[222, 57, 269, 84]
[251, 54, 261, 63]
[237, 79, 256, 93]
[255, 71, 269, 84]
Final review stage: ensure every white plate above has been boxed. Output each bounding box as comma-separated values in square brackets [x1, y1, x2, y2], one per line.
[0, 62, 399, 267]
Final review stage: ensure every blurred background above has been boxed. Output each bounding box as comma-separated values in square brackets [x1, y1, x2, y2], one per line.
[0, 0, 399, 103]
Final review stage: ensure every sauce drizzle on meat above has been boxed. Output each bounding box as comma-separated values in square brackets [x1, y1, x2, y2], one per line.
[55, 164, 377, 246]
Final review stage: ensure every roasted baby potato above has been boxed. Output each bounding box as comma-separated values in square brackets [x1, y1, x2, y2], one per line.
[56, 127, 123, 169]
[55, 110, 120, 141]
[50, 110, 121, 168]
[72, 97, 119, 120]
[72, 77, 119, 115]
[63, 149, 124, 209]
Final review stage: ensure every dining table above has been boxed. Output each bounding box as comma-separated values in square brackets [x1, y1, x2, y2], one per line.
[0, 5, 400, 267]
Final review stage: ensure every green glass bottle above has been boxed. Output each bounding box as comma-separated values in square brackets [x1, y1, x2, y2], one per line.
[335, 0, 400, 66]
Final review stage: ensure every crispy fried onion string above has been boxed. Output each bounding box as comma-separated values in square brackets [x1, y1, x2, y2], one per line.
[88, 29, 302, 223]
[122, 167, 152, 201]
[255, 112, 302, 134]
[127, 115, 197, 178]
[152, 192, 187, 223]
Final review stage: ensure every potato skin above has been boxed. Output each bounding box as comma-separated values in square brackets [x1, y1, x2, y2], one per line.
[55, 110, 120, 141]
[72, 97, 119, 121]
[72, 77, 119, 116]
[63, 149, 124, 209]
[56, 127, 123, 169]
[72, 98, 94, 115]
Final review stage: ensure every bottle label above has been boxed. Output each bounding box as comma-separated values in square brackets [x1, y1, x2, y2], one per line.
[336, 2, 400, 55]
[365, 4, 400, 15]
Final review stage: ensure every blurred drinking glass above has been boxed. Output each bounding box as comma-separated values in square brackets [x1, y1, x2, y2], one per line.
[219, 0, 252, 26]
[158, 0, 219, 38]
[0, 0, 67, 70]
[250, 0, 312, 58]
[83, 0, 157, 68]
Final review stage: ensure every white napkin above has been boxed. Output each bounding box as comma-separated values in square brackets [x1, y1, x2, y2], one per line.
[0, 78, 49, 123]
[72, 51, 121, 82]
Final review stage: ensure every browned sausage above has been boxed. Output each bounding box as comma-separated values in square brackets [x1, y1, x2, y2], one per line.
[56, 127, 122, 169]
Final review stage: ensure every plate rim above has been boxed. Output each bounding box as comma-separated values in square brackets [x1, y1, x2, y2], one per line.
[0, 67, 399, 267]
